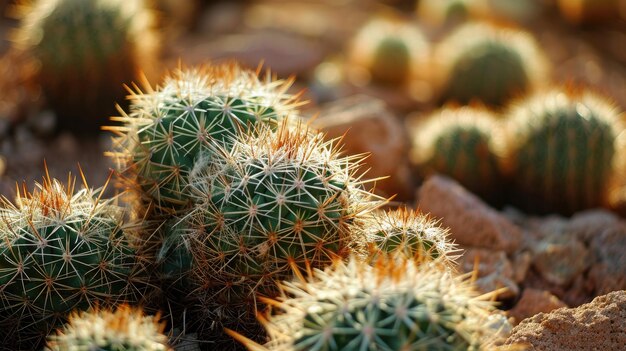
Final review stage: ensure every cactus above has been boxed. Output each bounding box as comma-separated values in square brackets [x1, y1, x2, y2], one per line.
[503, 88, 624, 215]
[410, 106, 503, 203]
[360, 207, 459, 266]
[13, 0, 158, 133]
[434, 22, 549, 107]
[417, 0, 472, 28]
[557, 0, 619, 24]
[348, 17, 428, 87]
[230, 256, 511, 351]
[107, 63, 300, 215]
[172, 122, 383, 345]
[0, 172, 148, 349]
[45, 305, 171, 351]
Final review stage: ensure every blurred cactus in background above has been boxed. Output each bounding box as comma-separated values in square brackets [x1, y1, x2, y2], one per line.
[557, 0, 621, 25]
[13, 0, 158, 134]
[503, 88, 624, 215]
[417, 0, 471, 29]
[433, 22, 549, 107]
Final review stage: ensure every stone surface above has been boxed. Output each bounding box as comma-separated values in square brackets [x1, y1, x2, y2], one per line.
[417, 175, 522, 253]
[458, 248, 519, 300]
[532, 234, 590, 286]
[567, 209, 620, 243]
[508, 288, 567, 324]
[588, 223, 626, 296]
[505, 291, 626, 350]
[312, 95, 415, 201]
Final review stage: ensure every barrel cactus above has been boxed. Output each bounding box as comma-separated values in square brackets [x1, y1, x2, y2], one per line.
[503, 88, 624, 215]
[107, 63, 300, 215]
[434, 22, 549, 107]
[230, 256, 511, 351]
[348, 17, 429, 87]
[0, 174, 147, 349]
[45, 305, 171, 351]
[360, 207, 459, 266]
[410, 106, 504, 203]
[13, 0, 158, 133]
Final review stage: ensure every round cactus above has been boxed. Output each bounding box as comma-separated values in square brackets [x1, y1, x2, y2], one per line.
[360, 207, 459, 266]
[410, 106, 504, 203]
[417, 0, 472, 28]
[13, 0, 158, 133]
[434, 22, 549, 107]
[107, 63, 301, 215]
[45, 305, 171, 351]
[0, 173, 148, 349]
[504, 88, 624, 215]
[231, 256, 511, 351]
[348, 17, 429, 87]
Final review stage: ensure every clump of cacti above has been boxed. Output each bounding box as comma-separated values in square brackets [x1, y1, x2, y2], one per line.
[360, 207, 459, 266]
[13, 0, 158, 133]
[434, 22, 549, 107]
[230, 256, 511, 351]
[557, 0, 619, 24]
[348, 17, 428, 87]
[410, 106, 504, 203]
[0, 173, 148, 349]
[107, 63, 301, 215]
[45, 305, 171, 351]
[503, 87, 624, 215]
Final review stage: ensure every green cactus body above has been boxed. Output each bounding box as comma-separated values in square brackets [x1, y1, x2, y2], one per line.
[242, 256, 511, 351]
[417, 0, 471, 28]
[361, 208, 458, 265]
[108, 64, 299, 214]
[505, 89, 623, 215]
[15, 0, 157, 133]
[411, 106, 503, 202]
[0, 176, 146, 349]
[349, 18, 428, 87]
[435, 23, 548, 107]
[45, 305, 171, 351]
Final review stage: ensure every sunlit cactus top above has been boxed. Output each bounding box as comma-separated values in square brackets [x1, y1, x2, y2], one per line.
[230, 256, 511, 351]
[108, 63, 304, 214]
[45, 305, 171, 351]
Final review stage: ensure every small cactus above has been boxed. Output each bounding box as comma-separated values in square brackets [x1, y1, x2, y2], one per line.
[360, 207, 459, 266]
[230, 256, 511, 351]
[434, 22, 549, 107]
[410, 106, 504, 203]
[45, 305, 171, 351]
[13, 0, 158, 133]
[0, 172, 148, 349]
[503, 88, 624, 215]
[107, 63, 301, 215]
[348, 17, 429, 87]
[417, 0, 472, 28]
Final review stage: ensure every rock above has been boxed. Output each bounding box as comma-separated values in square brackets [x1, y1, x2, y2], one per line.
[458, 248, 519, 300]
[417, 175, 522, 253]
[508, 288, 566, 324]
[588, 223, 626, 295]
[511, 251, 532, 283]
[505, 291, 626, 350]
[312, 95, 415, 201]
[567, 209, 620, 243]
[532, 234, 589, 286]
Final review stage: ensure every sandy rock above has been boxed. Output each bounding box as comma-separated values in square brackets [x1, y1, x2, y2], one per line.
[417, 175, 522, 253]
[532, 234, 589, 286]
[588, 223, 626, 295]
[312, 95, 415, 201]
[505, 291, 626, 350]
[567, 209, 620, 243]
[458, 248, 519, 300]
[508, 288, 567, 324]
[511, 251, 532, 283]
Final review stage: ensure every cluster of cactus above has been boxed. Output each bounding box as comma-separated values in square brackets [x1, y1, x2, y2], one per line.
[0, 173, 149, 349]
[13, 0, 158, 133]
[45, 305, 171, 351]
[230, 256, 511, 351]
[434, 22, 549, 107]
[410, 106, 504, 203]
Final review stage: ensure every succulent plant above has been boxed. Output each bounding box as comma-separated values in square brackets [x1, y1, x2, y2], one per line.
[348, 17, 429, 87]
[434, 22, 549, 107]
[557, 0, 619, 24]
[45, 305, 171, 351]
[230, 256, 512, 351]
[107, 63, 301, 215]
[359, 207, 459, 266]
[13, 0, 158, 133]
[0, 172, 148, 349]
[410, 106, 504, 203]
[503, 88, 624, 215]
[417, 0, 472, 28]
